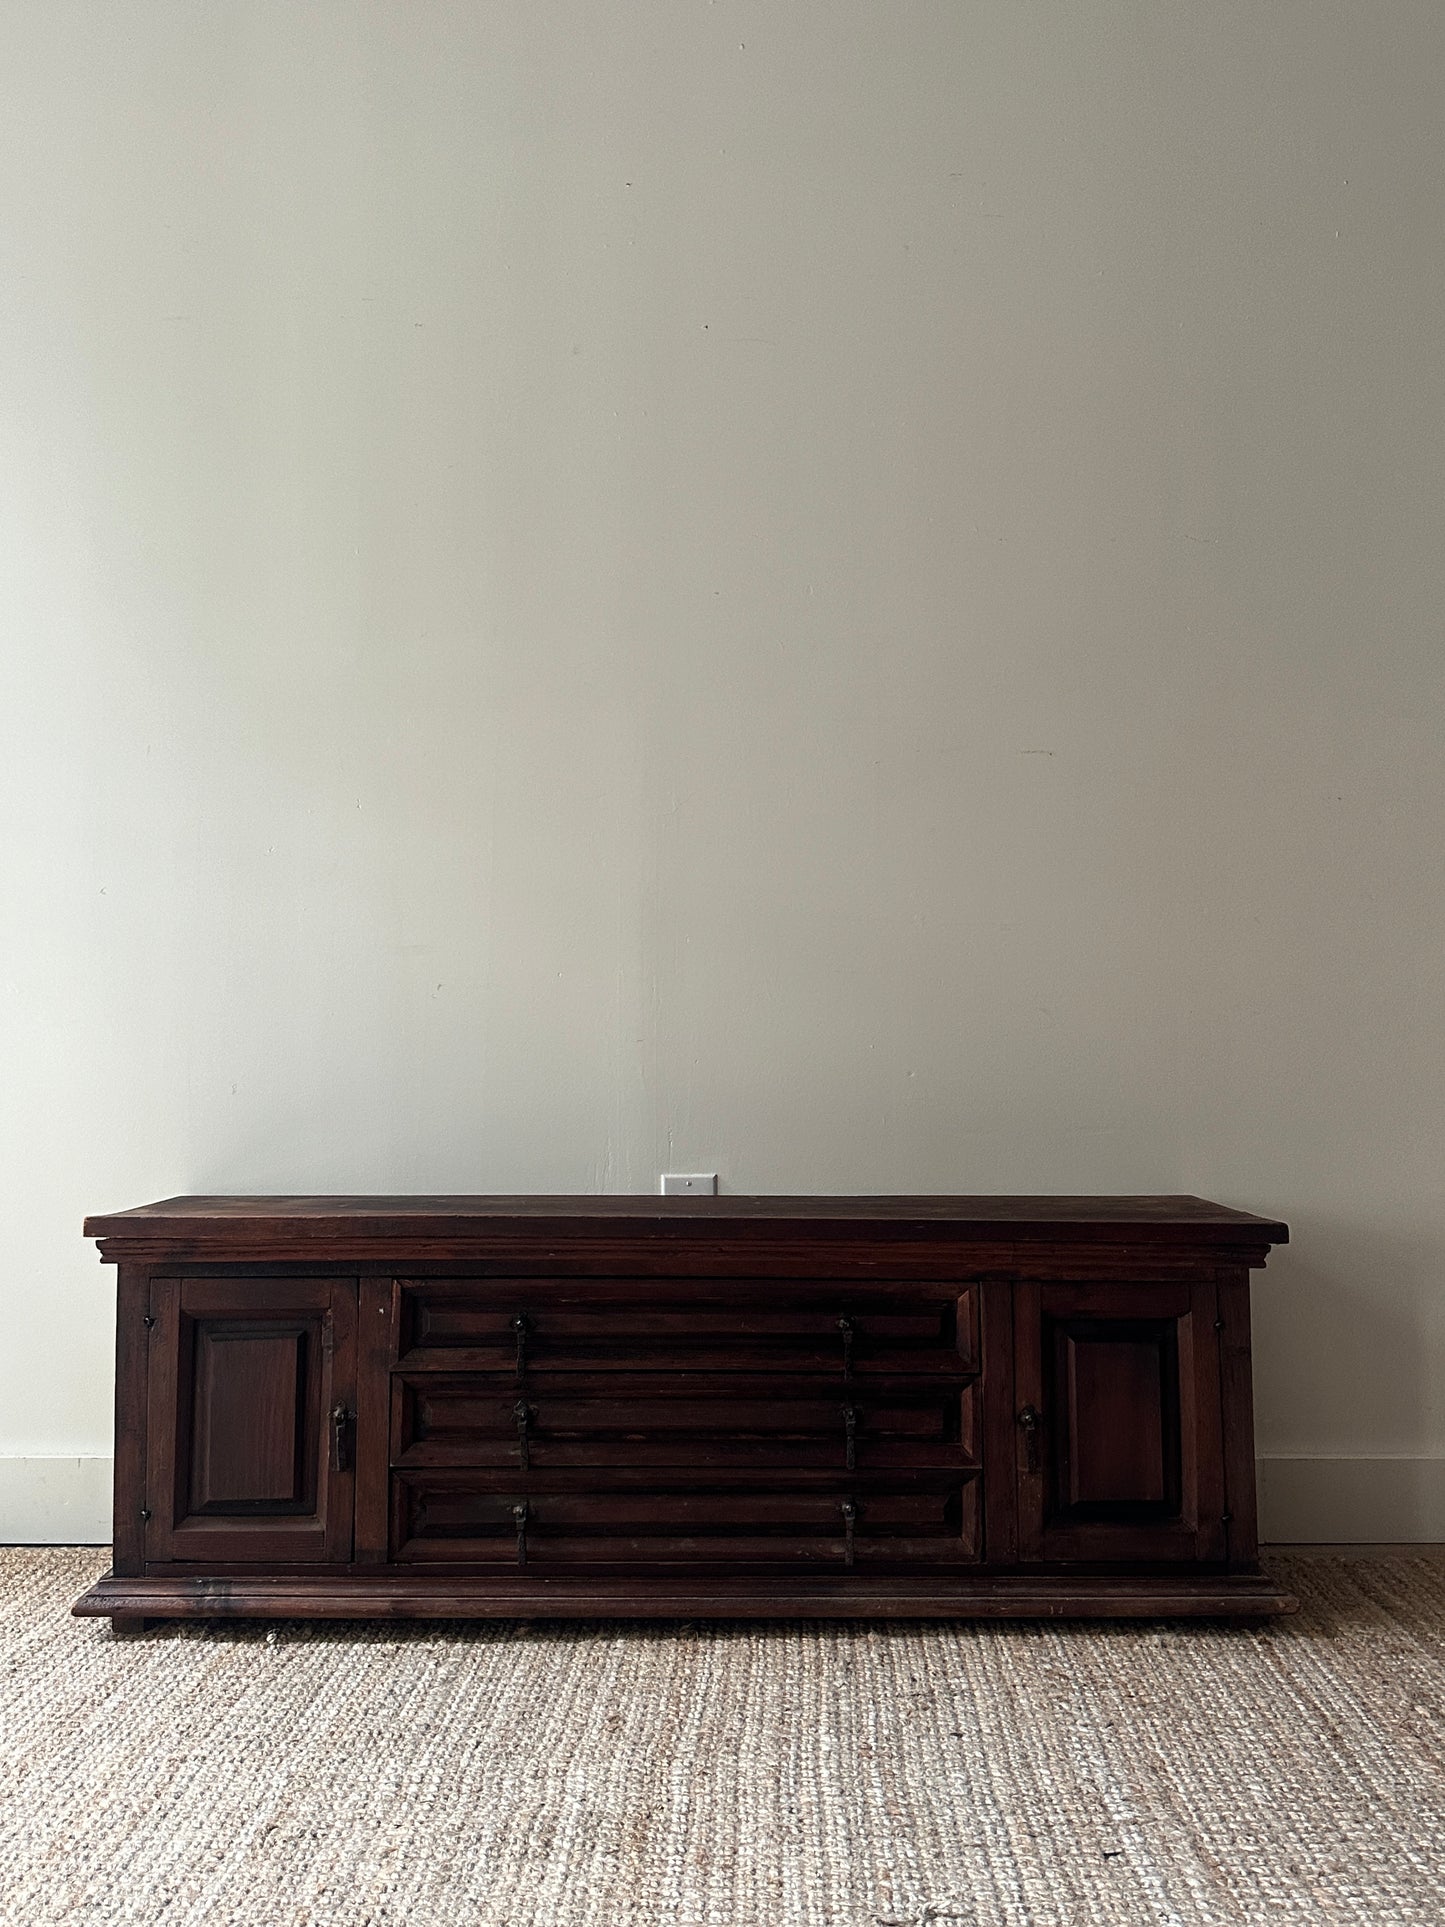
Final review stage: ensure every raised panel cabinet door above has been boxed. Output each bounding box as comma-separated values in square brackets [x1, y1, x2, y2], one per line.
[1014, 1281, 1225, 1564]
[144, 1277, 357, 1564]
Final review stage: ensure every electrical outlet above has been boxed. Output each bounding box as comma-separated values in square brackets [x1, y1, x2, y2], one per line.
[660, 1172, 718, 1196]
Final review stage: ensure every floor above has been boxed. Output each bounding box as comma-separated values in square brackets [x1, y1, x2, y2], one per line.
[2, 1548, 1443, 1926]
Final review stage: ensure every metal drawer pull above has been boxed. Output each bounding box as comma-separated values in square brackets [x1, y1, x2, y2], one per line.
[512, 1500, 530, 1568]
[1018, 1404, 1042, 1474]
[512, 1314, 529, 1378]
[842, 1403, 858, 1471]
[837, 1315, 854, 1379]
[514, 1399, 532, 1470]
[840, 1497, 858, 1568]
[330, 1403, 350, 1473]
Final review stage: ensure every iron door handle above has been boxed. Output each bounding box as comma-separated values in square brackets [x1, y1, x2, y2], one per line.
[513, 1500, 530, 1568]
[514, 1399, 533, 1470]
[1018, 1404, 1042, 1474]
[837, 1315, 855, 1380]
[512, 1314, 529, 1378]
[842, 1403, 859, 1472]
[840, 1497, 858, 1568]
[330, 1403, 351, 1473]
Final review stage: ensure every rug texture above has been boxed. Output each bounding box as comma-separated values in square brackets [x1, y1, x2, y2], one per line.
[1, 1549, 1442, 1926]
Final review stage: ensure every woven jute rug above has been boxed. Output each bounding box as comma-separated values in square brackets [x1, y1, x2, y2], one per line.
[1, 1550, 1442, 1926]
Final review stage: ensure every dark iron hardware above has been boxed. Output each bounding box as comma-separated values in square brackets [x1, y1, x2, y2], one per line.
[512, 1314, 529, 1378]
[514, 1399, 533, 1470]
[840, 1497, 858, 1568]
[837, 1315, 855, 1379]
[513, 1500, 530, 1568]
[1018, 1404, 1041, 1474]
[142, 1315, 155, 1330]
[842, 1403, 859, 1472]
[139, 1507, 151, 1522]
[330, 1403, 351, 1473]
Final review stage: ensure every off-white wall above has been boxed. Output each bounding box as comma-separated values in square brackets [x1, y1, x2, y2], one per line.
[3, 3, 1443, 1539]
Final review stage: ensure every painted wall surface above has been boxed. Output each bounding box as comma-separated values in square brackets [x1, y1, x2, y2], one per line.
[2, 3, 1443, 1537]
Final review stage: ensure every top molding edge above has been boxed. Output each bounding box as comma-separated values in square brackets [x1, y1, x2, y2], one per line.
[84, 1193, 1289, 1249]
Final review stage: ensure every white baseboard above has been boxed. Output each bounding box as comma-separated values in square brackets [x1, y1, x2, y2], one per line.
[1258, 1456, 1445, 1544]
[0, 1457, 112, 1544]
[1, 1455, 1442, 1547]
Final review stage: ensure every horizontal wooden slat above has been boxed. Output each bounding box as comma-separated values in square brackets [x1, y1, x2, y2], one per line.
[391, 1471, 980, 1565]
[392, 1373, 979, 1473]
[396, 1281, 978, 1376]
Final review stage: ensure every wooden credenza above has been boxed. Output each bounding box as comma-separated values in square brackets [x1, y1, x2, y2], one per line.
[72, 1195, 1295, 1627]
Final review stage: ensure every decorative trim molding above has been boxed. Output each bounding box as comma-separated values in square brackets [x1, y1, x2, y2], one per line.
[0, 1458, 111, 1543]
[1258, 1456, 1445, 1544]
[3, 1455, 1442, 1547]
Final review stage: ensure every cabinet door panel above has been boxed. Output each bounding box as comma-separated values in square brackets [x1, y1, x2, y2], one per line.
[145, 1277, 357, 1564]
[1016, 1281, 1224, 1564]
[190, 1324, 308, 1508]
[1056, 1321, 1178, 1510]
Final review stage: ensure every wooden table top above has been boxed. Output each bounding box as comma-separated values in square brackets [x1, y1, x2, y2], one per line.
[85, 1193, 1288, 1247]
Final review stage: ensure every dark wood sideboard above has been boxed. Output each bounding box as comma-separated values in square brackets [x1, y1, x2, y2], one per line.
[72, 1195, 1294, 1628]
